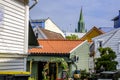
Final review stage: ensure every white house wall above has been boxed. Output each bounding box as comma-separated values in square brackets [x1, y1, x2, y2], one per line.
[0, 0, 29, 71]
[93, 29, 118, 58]
[0, 57, 26, 71]
[0, 0, 28, 54]
[45, 19, 65, 37]
[93, 28, 120, 69]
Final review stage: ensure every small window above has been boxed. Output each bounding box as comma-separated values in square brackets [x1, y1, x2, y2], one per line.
[36, 33, 38, 38]
[73, 55, 79, 63]
[99, 41, 102, 47]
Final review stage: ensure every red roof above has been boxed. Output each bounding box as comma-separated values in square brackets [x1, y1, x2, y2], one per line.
[28, 39, 84, 55]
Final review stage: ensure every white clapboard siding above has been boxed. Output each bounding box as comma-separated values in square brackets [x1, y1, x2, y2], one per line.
[0, 58, 25, 71]
[1, 0, 25, 13]
[0, 0, 27, 54]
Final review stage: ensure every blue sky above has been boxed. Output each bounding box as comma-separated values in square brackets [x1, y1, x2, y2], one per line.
[30, 0, 120, 32]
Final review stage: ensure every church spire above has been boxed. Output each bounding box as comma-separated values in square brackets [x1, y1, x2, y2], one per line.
[78, 7, 85, 33]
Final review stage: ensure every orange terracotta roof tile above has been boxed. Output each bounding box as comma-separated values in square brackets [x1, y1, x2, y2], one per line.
[28, 39, 84, 55]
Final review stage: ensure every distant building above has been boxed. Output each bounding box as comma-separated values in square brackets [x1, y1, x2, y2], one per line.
[65, 32, 85, 39]
[28, 39, 90, 80]
[112, 10, 120, 28]
[80, 26, 104, 41]
[99, 27, 114, 33]
[33, 27, 65, 39]
[93, 28, 120, 69]
[31, 17, 65, 37]
[99, 10, 120, 32]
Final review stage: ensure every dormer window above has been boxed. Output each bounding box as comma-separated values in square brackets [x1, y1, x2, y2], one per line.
[98, 39, 103, 48]
[36, 33, 38, 38]
[99, 41, 102, 47]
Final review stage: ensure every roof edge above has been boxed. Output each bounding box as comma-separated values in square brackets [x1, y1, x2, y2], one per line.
[70, 40, 87, 53]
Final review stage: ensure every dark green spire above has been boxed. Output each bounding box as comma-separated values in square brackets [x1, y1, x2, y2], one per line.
[78, 7, 85, 33]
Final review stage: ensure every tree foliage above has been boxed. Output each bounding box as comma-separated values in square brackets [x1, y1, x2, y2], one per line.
[95, 47, 118, 72]
[66, 34, 79, 40]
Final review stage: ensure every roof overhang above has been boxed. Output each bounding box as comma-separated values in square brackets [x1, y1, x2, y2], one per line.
[28, 21, 39, 46]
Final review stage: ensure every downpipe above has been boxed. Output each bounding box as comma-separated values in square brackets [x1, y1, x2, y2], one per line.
[29, 0, 38, 10]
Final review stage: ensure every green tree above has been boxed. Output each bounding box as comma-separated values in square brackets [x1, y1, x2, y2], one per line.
[95, 47, 118, 73]
[66, 34, 79, 40]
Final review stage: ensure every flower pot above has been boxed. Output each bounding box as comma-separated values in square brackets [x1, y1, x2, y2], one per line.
[73, 70, 81, 79]
[73, 74, 80, 79]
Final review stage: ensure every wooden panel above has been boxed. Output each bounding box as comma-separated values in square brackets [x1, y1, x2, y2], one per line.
[1, 0, 25, 13]
[0, 0, 28, 54]
[3, 25, 24, 33]
[3, 17, 25, 27]
[0, 39, 24, 45]
[4, 0, 25, 9]
[0, 50, 23, 54]
[4, 6, 25, 17]
[0, 46, 24, 51]
[0, 35, 24, 42]
[3, 12, 24, 26]
[4, 13, 24, 24]
[0, 31, 24, 39]
[0, 58, 24, 71]
[0, 42, 24, 49]
[4, 11, 25, 20]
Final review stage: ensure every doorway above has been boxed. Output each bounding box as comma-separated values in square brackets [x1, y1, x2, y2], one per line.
[49, 63, 57, 80]
[38, 62, 46, 80]
[38, 62, 57, 80]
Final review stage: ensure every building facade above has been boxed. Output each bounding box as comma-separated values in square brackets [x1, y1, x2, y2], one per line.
[0, 0, 29, 71]
[31, 17, 65, 37]
[93, 28, 120, 69]
[27, 39, 90, 80]
[112, 10, 120, 28]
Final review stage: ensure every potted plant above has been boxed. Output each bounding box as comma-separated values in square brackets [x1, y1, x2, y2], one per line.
[73, 70, 81, 79]
[80, 70, 90, 80]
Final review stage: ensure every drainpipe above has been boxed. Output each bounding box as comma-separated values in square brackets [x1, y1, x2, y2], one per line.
[29, 0, 38, 10]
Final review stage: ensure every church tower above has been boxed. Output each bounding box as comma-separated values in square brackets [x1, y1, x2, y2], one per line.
[78, 8, 85, 33]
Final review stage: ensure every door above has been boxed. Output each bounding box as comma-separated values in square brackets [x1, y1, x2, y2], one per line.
[38, 62, 46, 80]
[49, 63, 57, 80]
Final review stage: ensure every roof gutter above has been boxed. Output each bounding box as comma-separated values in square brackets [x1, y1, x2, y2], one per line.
[29, 0, 38, 10]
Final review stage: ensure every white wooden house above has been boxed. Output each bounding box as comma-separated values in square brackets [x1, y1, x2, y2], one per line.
[93, 28, 120, 69]
[0, 0, 29, 71]
[31, 18, 65, 37]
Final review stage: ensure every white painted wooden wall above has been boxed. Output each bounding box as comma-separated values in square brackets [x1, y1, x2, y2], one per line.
[45, 18, 65, 38]
[0, 0, 28, 54]
[93, 28, 120, 69]
[0, 0, 29, 71]
[0, 58, 26, 71]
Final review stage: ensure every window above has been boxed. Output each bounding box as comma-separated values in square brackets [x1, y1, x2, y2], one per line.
[73, 55, 79, 63]
[99, 41, 102, 47]
[35, 33, 38, 38]
[97, 39, 103, 48]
